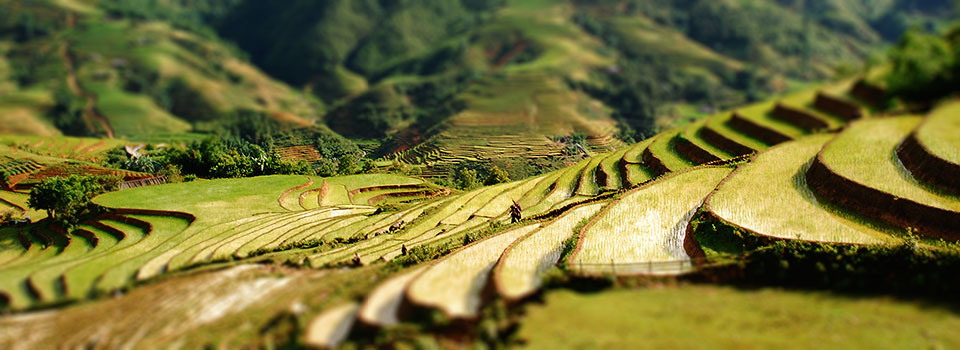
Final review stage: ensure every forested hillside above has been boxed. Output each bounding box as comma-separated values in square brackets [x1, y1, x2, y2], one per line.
[0, 0, 954, 174]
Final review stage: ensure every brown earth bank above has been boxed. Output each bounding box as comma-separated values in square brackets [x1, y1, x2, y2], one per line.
[348, 183, 427, 195]
[367, 189, 446, 205]
[698, 126, 754, 157]
[814, 93, 863, 121]
[849, 80, 887, 108]
[673, 136, 721, 165]
[805, 155, 960, 240]
[594, 161, 611, 189]
[111, 208, 197, 222]
[640, 147, 671, 176]
[770, 103, 829, 131]
[728, 111, 793, 145]
[896, 132, 960, 195]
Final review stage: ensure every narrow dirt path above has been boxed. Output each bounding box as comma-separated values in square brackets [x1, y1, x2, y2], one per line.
[60, 12, 115, 139]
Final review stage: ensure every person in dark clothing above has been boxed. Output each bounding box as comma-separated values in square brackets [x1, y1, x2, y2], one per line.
[510, 200, 522, 223]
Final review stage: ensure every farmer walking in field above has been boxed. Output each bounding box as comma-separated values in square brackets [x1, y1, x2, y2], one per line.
[510, 200, 522, 223]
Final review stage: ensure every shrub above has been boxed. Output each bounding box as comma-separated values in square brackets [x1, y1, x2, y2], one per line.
[483, 165, 510, 186]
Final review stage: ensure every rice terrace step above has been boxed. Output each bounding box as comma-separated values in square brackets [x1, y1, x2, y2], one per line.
[1, 1, 960, 349]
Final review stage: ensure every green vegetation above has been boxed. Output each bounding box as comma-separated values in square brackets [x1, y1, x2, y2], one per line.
[570, 167, 732, 275]
[518, 286, 960, 350]
[915, 101, 960, 165]
[495, 202, 606, 300]
[27, 175, 119, 226]
[406, 223, 539, 319]
[821, 117, 960, 211]
[2, 2, 960, 349]
[708, 134, 896, 244]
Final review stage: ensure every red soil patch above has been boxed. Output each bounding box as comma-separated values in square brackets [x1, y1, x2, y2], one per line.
[641, 147, 671, 177]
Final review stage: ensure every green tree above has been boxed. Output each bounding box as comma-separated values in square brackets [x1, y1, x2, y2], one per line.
[454, 168, 479, 190]
[315, 159, 338, 177]
[338, 153, 363, 175]
[483, 165, 510, 186]
[28, 175, 116, 226]
[886, 30, 958, 100]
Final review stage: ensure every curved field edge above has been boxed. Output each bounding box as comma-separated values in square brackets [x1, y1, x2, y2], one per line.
[809, 118, 960, 239]
[567, 166, 733, 276]
[492, 201, 607, 302]
[705, 135, 896, 245]
[404, 223, 541, 320]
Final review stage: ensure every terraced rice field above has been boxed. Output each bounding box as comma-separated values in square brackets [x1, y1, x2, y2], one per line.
[0, 212, 193, 310]
[812, 116, 960, 238]
[3, 70, 959, 349]
[304, 302, 360, 349]
[569, 167, 732, 275]
[645, 129, 696, 173]
[707, 113, 767, 153]
[730, 100, 806, 144]
[0, 134, 125, 161]
[357, 266, 425, 327]
[707, 135, 896, 244]
[775, 89, 848, 130]
[575, 154, 605, 196]
[494, 202, 607, 301]
[678, 119, 733, 162]
[523, 159, 589, 217]
[406, 224, 541, 319]
[913, 101, 960, 167]
[598, 147, 629, 190]
[819, 117, 960, 214]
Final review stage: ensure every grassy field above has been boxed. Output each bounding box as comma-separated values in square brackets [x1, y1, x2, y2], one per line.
[0, 134, 126, 161]
[569, 167, 732, 275]
[915, 101, 960, 165]
[821, 117, 960, 212]
[517, 286, 960, 350]
[92, 174, 421, 278]
[709, 135, 897, 244]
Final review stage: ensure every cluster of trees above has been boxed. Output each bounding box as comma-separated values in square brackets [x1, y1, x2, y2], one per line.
[27, 175, 121, 227]
[441, 162, 511, 191]
[105, 137, 314, 180]
[885, 27, 960, 101]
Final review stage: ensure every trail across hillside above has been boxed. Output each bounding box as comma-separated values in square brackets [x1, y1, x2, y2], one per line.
[60, 13, 114, 139]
